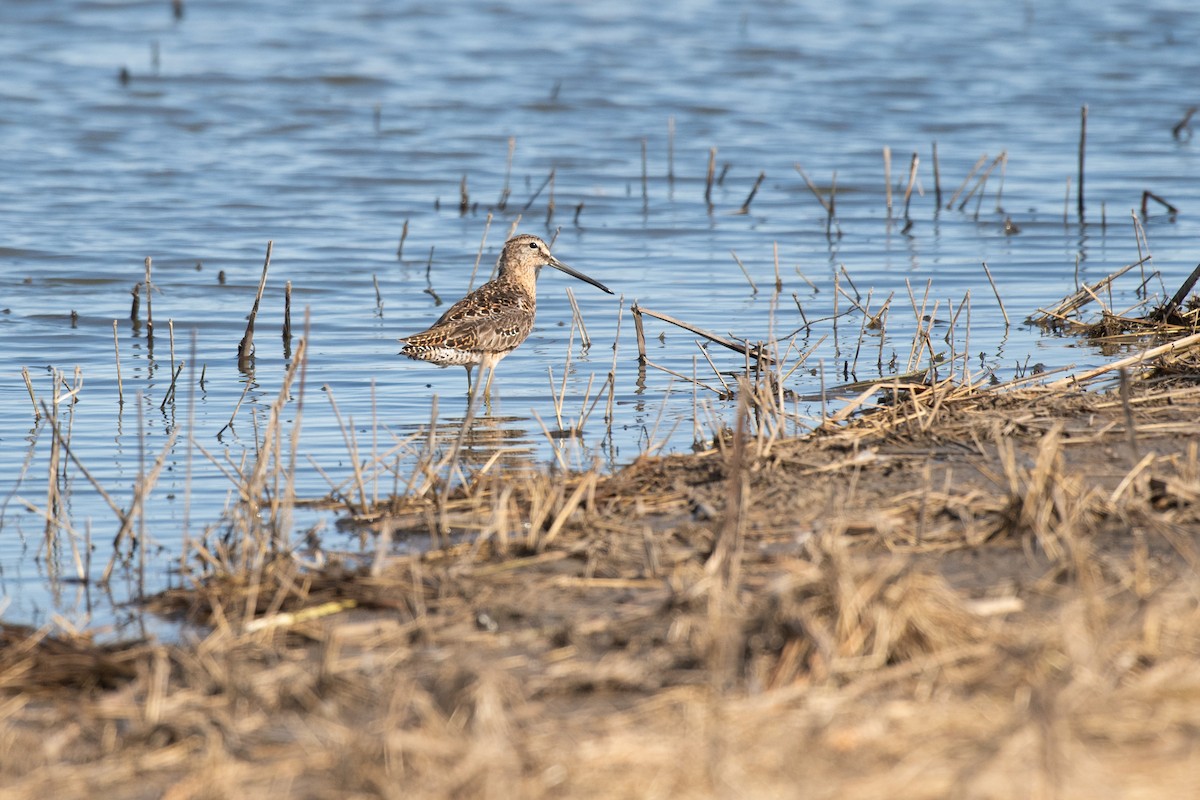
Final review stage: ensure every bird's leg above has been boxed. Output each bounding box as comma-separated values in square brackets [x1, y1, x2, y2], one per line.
[464, 365, 474, 396]
[482, 364, 497, 411]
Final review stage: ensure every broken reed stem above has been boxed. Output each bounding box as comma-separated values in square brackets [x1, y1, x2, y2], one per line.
[468, 214, 494, 291]
[901, 151, 919, 226]
[522, 170, 554, 212]
[1118, 367, 1139, 466]
[159, 360, 184, 411]
[498, 137, 515, 210]
[948, 153, 987, 209]
[565, 287, 591, 348]
[772, 242, 782, 293]
[932, 140, 942, 208]
[459, 174, 469, 215]
[1141, 190, 1179, 216]
[144, 256, 154, 341]
[237, 240, 273, 370]
[667, 116, 675, 183]
[981, 262, 1010, 327]
[112, 320, 124, 405]
[734, 171, 765, 215]
[632, 302, 648, 364]
[130, 282, 140, 325]
[705, 147, 716, 208]
[729, 250, 759, 295]
[22, 367, 39, 420]
[283, 280, 292, 350]
[397, 218, 409, 259]
[641, 138, 649, 210]
[636, 307, 770, 362]
[883, 146, 893, 219]
[1078, 103, 1087, 219]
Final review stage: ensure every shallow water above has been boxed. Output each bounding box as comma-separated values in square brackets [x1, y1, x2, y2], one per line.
[2, 0, 1200, 633]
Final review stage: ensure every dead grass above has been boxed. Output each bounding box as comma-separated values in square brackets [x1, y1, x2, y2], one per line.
[7, 339, 1200, 798]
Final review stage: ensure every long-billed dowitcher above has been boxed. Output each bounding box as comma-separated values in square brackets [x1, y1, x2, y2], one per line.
[400, 234, 613, 397]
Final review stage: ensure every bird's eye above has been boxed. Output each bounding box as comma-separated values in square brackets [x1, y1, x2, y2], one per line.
[528, 242, 538, 249]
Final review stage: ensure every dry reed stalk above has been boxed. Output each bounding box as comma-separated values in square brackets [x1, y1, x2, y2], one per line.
[641, 138, 648, 211]
[632, 302, 647, 363]
[237, 241, 273, 371]
[467, 213, 493, 291]
[1048, 331, 1200, 389]
[1078, 104, 1087, 218]
[1141, 190, 1178, 216]
[1029, 258, 1145, 323]
[21, 367, 38, 420]
[459, 174, 469, 215]
[497, 137, 515, 210]
[883, 145, 893, 219]
[144, 256, 154, 342]
[546, 169, 556, 225]
[947, 153, 987, 209]
[565, 287, 591, 348]
[705, 146, 716, 208]
[932, 140, 942, 207]
[732, 171, 765, 215]
[981, 262, 1010, 327]
[522, 169, 554, 212]
[958, 152, 1004, 213]
[772, 242, 782, 293]
[397, 218, 408, 259]
[729, 250, 759, 295]
[901, 151, 919, 230]
[112, 321, 124, 405]
[636, 306, 770, 362]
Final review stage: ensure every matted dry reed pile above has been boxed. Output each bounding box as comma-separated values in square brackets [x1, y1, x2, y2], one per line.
[7, 330, 1200, 797]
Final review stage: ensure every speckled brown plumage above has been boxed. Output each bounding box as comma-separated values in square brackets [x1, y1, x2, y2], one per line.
[400, 234, 612, 395]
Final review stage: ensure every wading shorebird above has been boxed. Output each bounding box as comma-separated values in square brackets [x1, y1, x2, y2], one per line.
[400, 234, 613, 398]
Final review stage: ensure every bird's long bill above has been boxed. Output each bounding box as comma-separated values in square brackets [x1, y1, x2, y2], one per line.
[547, 256, 614, 295]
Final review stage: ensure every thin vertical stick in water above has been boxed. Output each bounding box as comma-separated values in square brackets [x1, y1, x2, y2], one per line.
[237, 240, 273, 370]
[883, 146, 893, 220]
[459, 174, 469, 215]
[468, 213, 493, 291]
[372, 274, 383, 315]
[181, 330, 197, 580]
[137, 391, 146, 600]
[641, 138, 649, 211]
[498, 137, 515, 210]
[1078, 104, 1088, 219]
[144, 257, 154, 342]
[546, 169, 556, 226]
[932, 140, 942, 208]
[112, 321, 124, 405]
[1063, 176, 1072, 225]
[283, 280, 292, 357]
[168, 319, 176, 381]
[130, 283, 140, 325]
[667, 116, 675, 184]
[982, 262, 1010, 327]
[632, 302, 647, 364]
[772, 242, 782, 293]
[397, 218, 409, 259]
[705, 147, 716, 208]
[729, 250, 759, 295]
[901, 151, 919, 230]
